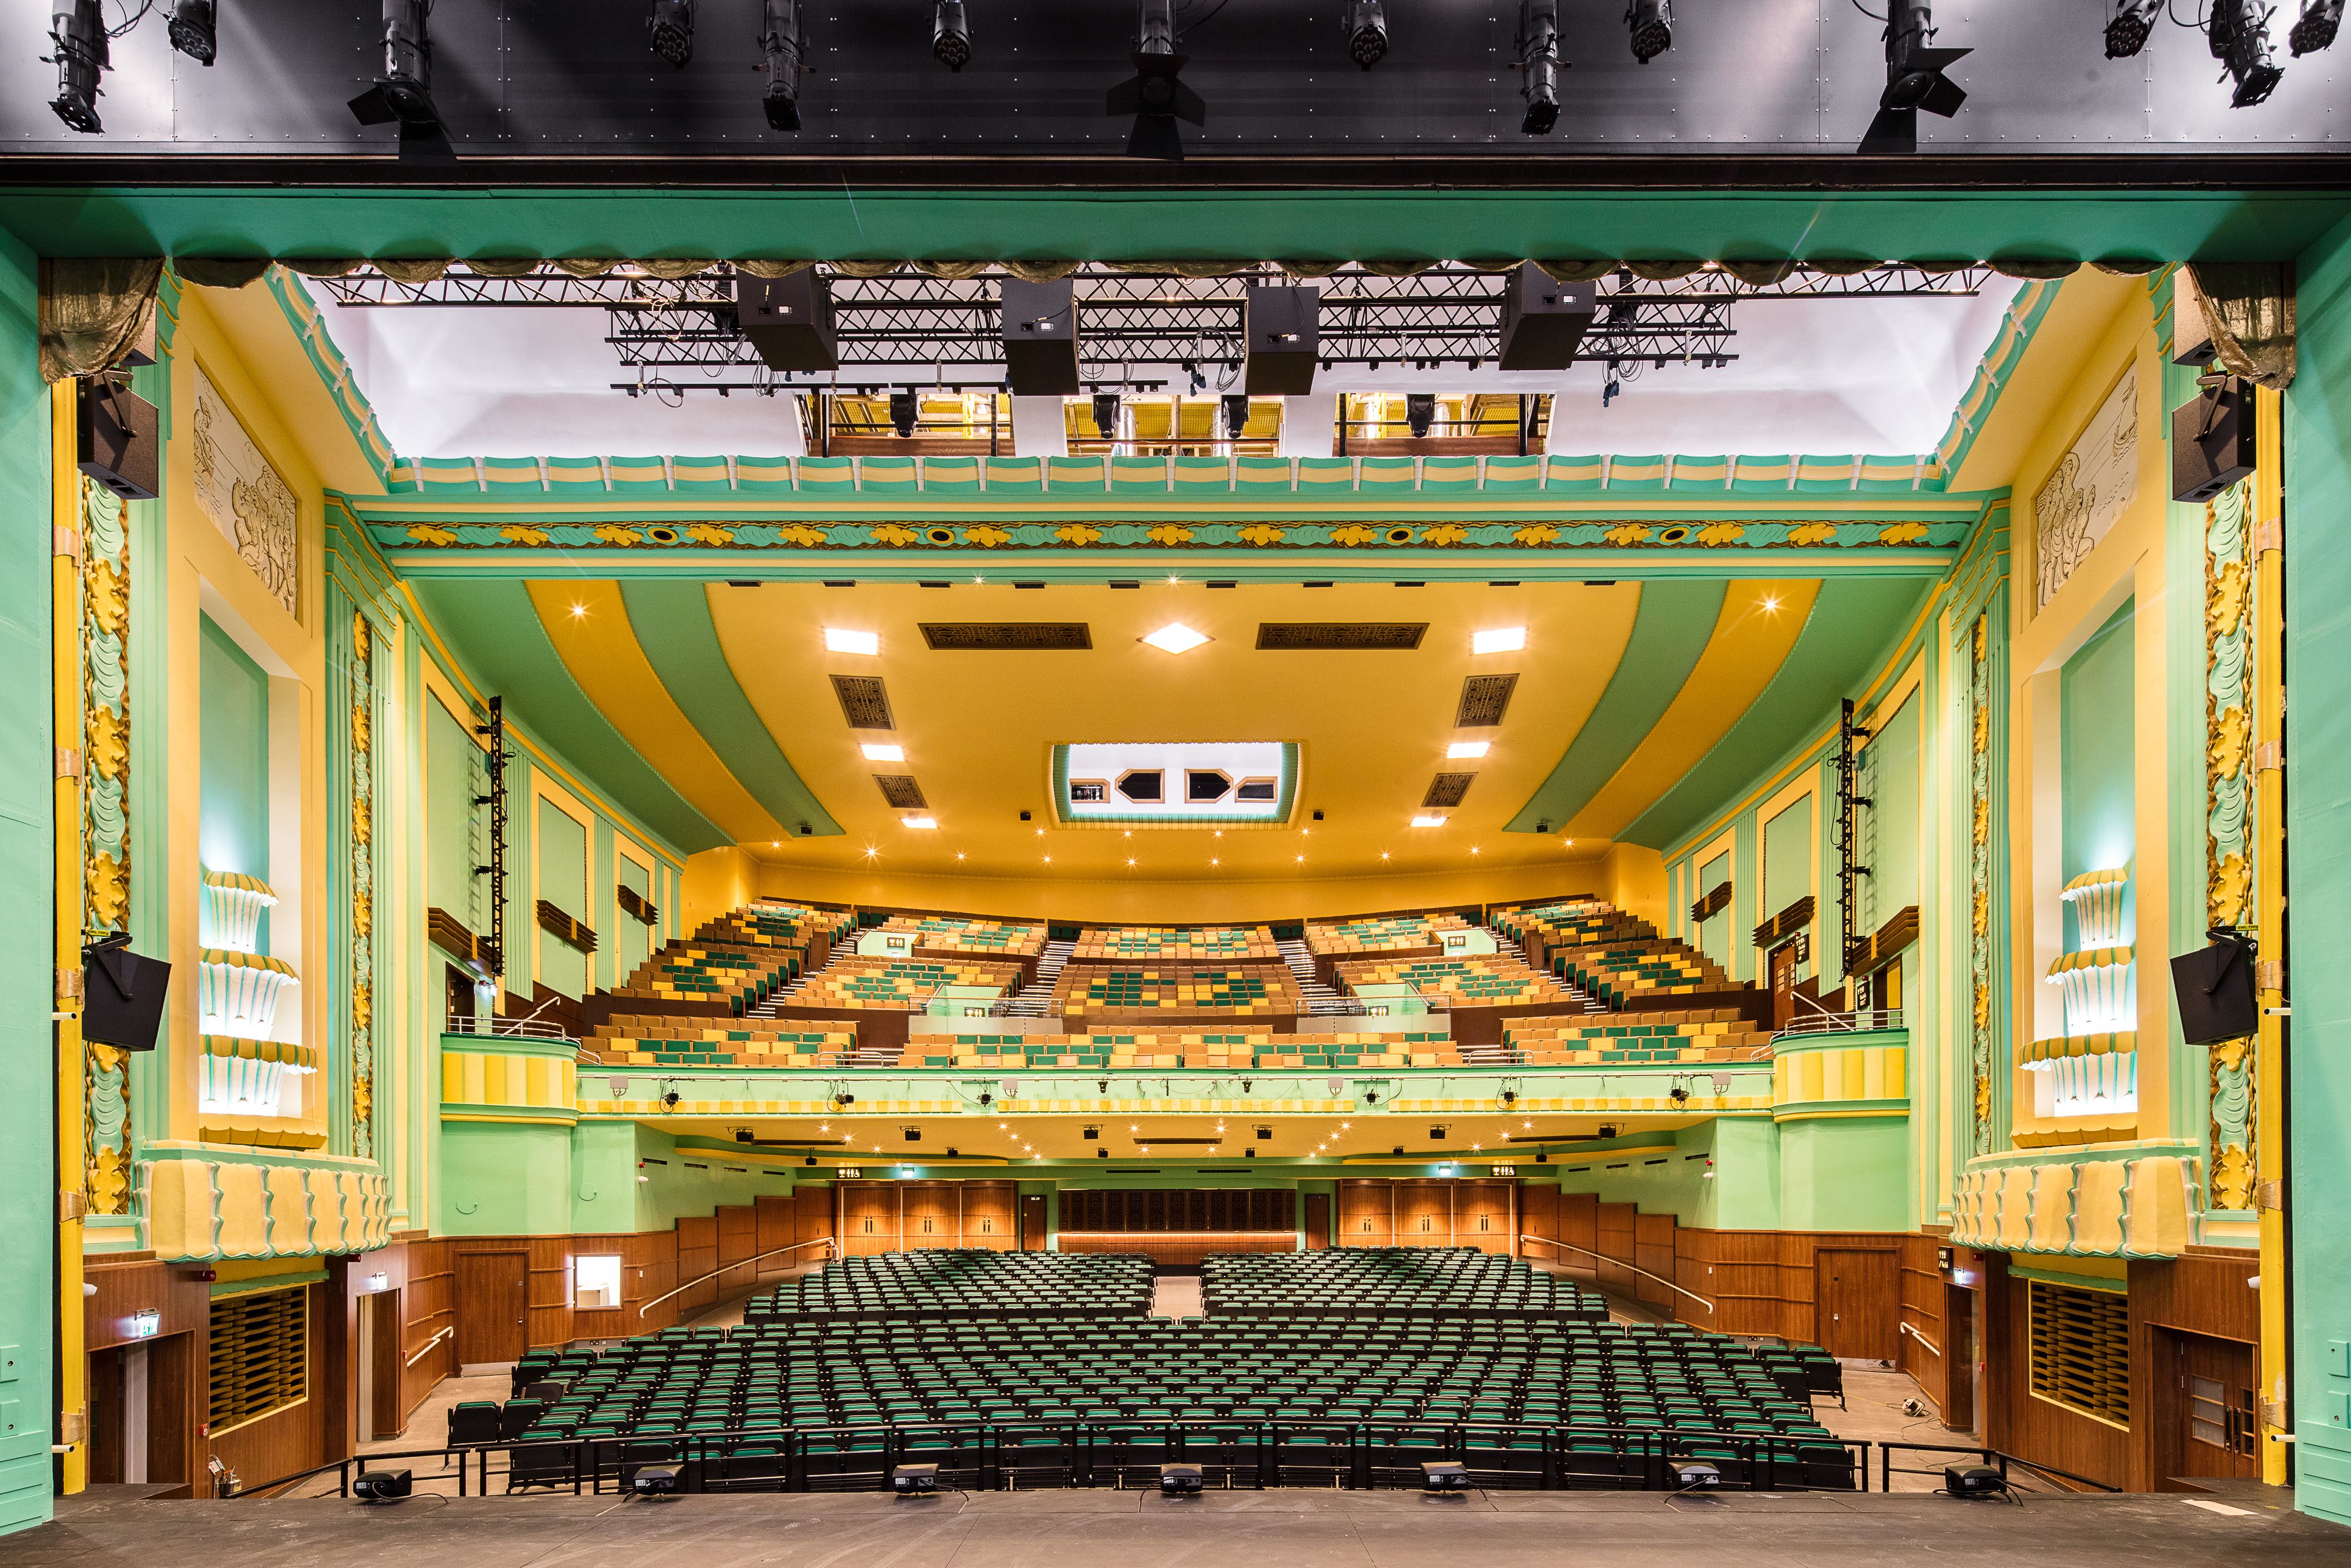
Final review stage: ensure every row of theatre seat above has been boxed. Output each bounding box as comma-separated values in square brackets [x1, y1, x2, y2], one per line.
[901, 1032, 1461, 1070]
[744, 1251, 1152, 1322]
[1497, 1011, 1771, 1066]
[1203, 1249, 1606, 1321]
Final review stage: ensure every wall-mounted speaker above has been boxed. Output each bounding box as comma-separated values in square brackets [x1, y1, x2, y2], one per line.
[736, 271, 837, 371]
[2172, 931, 2258, 1046]
[2171, 384, 2256, 503]
[1497, 263, 1597, 370]
[1244, 286, 1319, 394]
[1000, 278, 1081, 395]
[83, 936, 170, 1051]
[78, 380, 159, 501]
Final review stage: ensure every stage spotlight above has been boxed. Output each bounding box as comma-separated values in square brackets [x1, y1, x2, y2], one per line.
[1860, 1, 1970, 154]
[629, 1465, 680, 1499]
[1421, 1459, 1471, 1491]
[933, 1, 972, 71]
[1093, 393, 1121, 439]
[45, 0, 108, 135]
[1517, 0, 1563, 135]
[349, 0, 443, 135]
[2210, 0, 2285, 104]
[893, 1462, 939, 1495]
[1671, 1460, 1722, 1490]
[760, 0, 805, 130]
[2290, 0, 2343, 53]
[1627, 0, 1672, 63]
[648, 0, 694, 65]
[890, 391, 919, 437]
[168, 0, 218, 66]
[1109, 0, 1207, 161]
[2104, 0, 2159, 56]
[1159, 1462, 1204, 1495]
[1942, 1463, 2010, 1498]
[1342, 1, 1389, 68]
[1405, 393, 1435, 438]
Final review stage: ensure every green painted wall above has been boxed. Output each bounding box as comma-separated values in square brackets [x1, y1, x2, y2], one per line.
[1777, 1117, 1911, 1232]
[2288, 212, 2351, 1526]
[614, 853, 653, 986]
[1543, 1120, 1779, 1231]
[0, 220, 53, 1538]
[439, 1119, 575, 1236]
[1696, 850, 1732, 970]
[1860, 689, 1922, 930]
[197, 612, 270, 949]
[628, 1127, 797, 1231]
[535, 796, 589, 999]
[423, 695, 478, 928]
[2061, 599, 2138, 951]
[1763, 798, 1811, 926]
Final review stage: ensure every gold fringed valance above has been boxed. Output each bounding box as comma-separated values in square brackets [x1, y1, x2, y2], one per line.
[2187, 260, 2296, 391]
[37, 257, 162, 383]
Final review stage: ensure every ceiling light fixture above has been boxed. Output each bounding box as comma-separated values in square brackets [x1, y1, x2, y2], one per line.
[932, 0, 972, 70]
[349, 0, 444, 136]
[825, 628, 879, 655]
[1627, 0, 1673, 61]
[1759, 594, 1781, 613]
[1411, 815, 1448, 828]
[648, 0, 695, 66]
[2104, 0, 2159, 56]
[861, 743, 905, 761]
[1861, 0, 1971, 153]
[758, 0, 806, 130]
[167, 0, 219, 66]
[569, 602, 588, 619]
[45, 0, 108, 133]
[1447, 741, 1491, 759]
[1342, 0, 1389, 66]
[2210, 0, 2286, 105]
[1516, 0, 1563, 135]
[2290, 0, 2343, 53]
[901, 816, 938, 830]
[1140, 623, 1211, 655]
[1473, 626, 1526, 654]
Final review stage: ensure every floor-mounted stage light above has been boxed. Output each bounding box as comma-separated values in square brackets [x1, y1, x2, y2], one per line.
[1518, 0, 1563, 135]
[1108, 0, 1206, 161]
[933, 0, 972, 71]
[349, 0, 444, 135]
[168, 0, 218, 65]
[890, 391, 919, 438]
[1222, 393, 1251, 439]
[1093, 393, 1121, 440]
[2290, 0, 2343, 53]
[648, 0, 694, 67]
[2209, 0, 2283, 106]
[45, 0, 108, 134]
[2104, 0, 2160, 57]
[1342, 1, 1388, 68]
[1405, 394, 1435, 439]
[761, 0, 805, 130]
[1627, 0, 1673, 63]
[1860, 1, 1970, 154]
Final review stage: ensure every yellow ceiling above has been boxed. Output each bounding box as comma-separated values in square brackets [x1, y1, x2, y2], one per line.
[709, 579, 1640, 887]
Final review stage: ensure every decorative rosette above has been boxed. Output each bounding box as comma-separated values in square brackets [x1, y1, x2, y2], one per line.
[200, 868, 278, 954]
[2045, 945, 2135, 1035]
[199, 947, 300, 1040]
[2059, 868, 2129, 948]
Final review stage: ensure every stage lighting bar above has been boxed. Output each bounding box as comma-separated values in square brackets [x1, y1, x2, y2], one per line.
[45, 0, 108, 135]
[648, 0, 694, 68]
[1627, 0, 1673, 63]
[2104, 0, 2160, 57]
[1518, 0, 1563, 135]
[2210, 0, 2285, 103]
[933, 0, 972, 71]
[761, 0, 805, 131]
[2290, 0, 2343, 53]
[168, 0, 218, 66]
[1342, 1, 1389, 68]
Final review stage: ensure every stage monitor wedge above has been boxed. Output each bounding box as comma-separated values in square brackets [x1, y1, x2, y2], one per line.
[1244, 285, 1319, 394]
[1002, 277, 1082, 395]
[1498, 264, 1598, 370]
[736, 271, 838, 372]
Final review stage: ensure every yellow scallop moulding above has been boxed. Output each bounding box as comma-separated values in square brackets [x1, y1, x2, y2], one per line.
[1947, 1145, 2200, 1258]
[143, 1154, 393, 1262]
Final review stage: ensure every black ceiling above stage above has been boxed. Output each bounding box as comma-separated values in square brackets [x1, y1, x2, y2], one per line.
[0, 0, 2342, 170]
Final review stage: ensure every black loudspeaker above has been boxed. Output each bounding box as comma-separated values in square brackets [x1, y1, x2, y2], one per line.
[1000, 277, 1081, 394]
[1244, 286, 1319, 394]
[2171, 384, 2256, 502]
[1497, 264, 1598, 370]
[78, 380, 159, 501]
[83, 936, 170, 1051]
[736, 272, 837, 371]
[2172, 930, 2258, 1045]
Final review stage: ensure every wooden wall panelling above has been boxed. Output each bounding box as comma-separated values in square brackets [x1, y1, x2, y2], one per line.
[1396, 1182, 1452, 1246]
[1982, 1257, 2132, 1490]
[1633, 1212, 1677, 1309]
[401, 1238, 455, 1421]
[527, 1235, 571, 1349]
[1594, 1202, 1638, 1298]
[902, 1182, 957, 1248]
[1056, 1232, 1297, 1264]
[2128, 1251, 2259, 1492]
[717, 1204, 757, 1289]
[675, 1215, 719, 1316]
[840, 1183, 899, 1255]
[1898, 1234, 1951, 1416]
[962, 1181, 1016, 1248]
[794, 1185, 835, 1254]
[205, 1281, 329, 1499]
[628, 1229, 679, 1333]
[1674, 1227, 1717, 1332]
[1455, 1181, 1513, 1254]
[82, 1258, 212, 1494]
[755, 1195, 797, 1277]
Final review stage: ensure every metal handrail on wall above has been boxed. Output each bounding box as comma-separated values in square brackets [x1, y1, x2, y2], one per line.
[1774, 1007, 1905, 1038]
[1517, 1235, 1716, 1314]
[404, 1326, 454, 1370]
[636, 1236, 839, 1319]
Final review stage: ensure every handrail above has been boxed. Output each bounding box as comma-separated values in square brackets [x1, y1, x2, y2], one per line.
[1518, 1235, 1715, 1313]
[445, 1011, 574, 1041]
[1897, 1320, 1941, 1358]
[404, 1326, 454, 1369]
[1774, 1007, 1905, 1038]
[636, 1236, 838, 1318]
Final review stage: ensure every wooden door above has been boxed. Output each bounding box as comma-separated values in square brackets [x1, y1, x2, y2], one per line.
[1770, 943, 1799, 1030]
[1303, 1192, 1329, 1251]
[1943, 1281, 1979, 1434]
[2171, 1332, 2260, 1480]
[363, 1291, 405, 1441]
[1816, 1249, 1897, 1360]
[456, 1252, 527, 1365]
[1020, 1194, 1049, 1251]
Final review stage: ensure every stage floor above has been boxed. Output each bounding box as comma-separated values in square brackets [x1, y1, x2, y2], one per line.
[10, 1479, 2339, 1568]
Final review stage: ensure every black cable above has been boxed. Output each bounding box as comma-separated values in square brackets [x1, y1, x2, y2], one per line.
[107, 0, 158, 38]
[1848, 0, 1888, 21]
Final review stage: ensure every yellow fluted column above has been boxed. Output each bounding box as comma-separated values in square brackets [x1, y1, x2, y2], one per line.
[2253, 386, 2287, 1486]
[51, 380, 87, 1493]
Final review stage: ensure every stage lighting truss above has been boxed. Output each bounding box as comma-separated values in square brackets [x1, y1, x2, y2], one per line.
[648, 0, 695, 68]
[312, 262, 1992, 394]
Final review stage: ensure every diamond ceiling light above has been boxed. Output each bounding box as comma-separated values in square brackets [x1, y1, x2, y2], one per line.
[1447, 741, 1490, 759]
[1473, 626, 1526, 654]
[1140, 623, 1211, 655]
[1412, 814, 1448, 827]
[862, 743, 905, 761]
[825, 628, 880, 655]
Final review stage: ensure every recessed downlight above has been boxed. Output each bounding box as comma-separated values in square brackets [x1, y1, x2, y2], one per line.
[1411, 815, 1448, 827]
[1472, 626, 1526, 654]
[825, 628, 880, 655]
[900, 816, 938, 830]
[1447, 741, 1490, 759]
[1140, 623, 1211, 655]
[861, 742, 905, 761]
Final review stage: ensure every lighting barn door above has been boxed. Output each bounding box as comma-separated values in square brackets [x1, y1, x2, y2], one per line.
[1815, 1249, 1897, 1361]
[456, 1252, 527, 1366]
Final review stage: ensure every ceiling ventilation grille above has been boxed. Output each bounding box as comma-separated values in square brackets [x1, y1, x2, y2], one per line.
[1455, 674, 1519, 726]
[1255, 622, 1428, 650]
[1422, 773, 1476, 808]
[874, 775, 928, 809]
[920, 622, 1094, 651]
[829, 674, 895, 730]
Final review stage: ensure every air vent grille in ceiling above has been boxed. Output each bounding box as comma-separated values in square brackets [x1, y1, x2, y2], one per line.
[830, 674, 894, 730]
[875, 775, 927, 809]
[1255, 622, 1428, 651]
[1455, 673, 1519, 727]
[1422, 773, 1476, 808]
[920, 622, 1094, 651]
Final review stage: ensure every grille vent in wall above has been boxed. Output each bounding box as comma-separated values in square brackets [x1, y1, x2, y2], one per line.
[875, 776, 928, 809]
[1255, 623, 1429, 650]
[919, 622, 1093, 651]
[1455, 673, 1519, 727]
[830, 674, 895, 729]
[1422, 773, 1476, 809]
